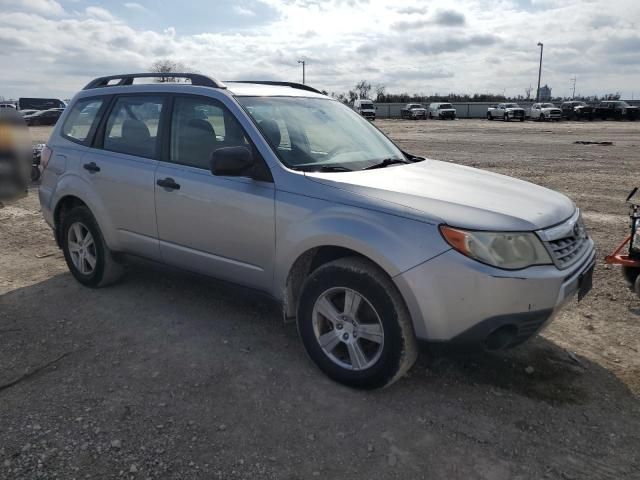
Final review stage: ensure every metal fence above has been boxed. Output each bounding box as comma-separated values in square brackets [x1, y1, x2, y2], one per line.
[365, 101, 640, 119]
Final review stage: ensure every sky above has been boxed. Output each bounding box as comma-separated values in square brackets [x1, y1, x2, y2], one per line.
[1, 0, 639, 100]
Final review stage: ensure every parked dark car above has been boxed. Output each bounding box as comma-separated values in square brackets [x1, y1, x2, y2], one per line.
[17, 97, 65, 111]
[595, 101, 639, 121]
[560, 101, 594, 121]
[23, 109, 63, 126]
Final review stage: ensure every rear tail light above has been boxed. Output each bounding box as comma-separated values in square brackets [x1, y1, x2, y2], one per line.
[41, 145, 52, 169]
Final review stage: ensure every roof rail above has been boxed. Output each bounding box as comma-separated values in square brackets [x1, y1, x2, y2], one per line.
[83, 73, 226, 90]
[226, 81, 323, 95]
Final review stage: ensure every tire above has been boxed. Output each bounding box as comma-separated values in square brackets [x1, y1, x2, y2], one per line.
[540, 114, 546, 122]
[487, 113, 493, 120]
[622, 266, 640, 287]
[297, 257, 418, 389]
[31, 165, 41, 182]
[519, 117, 525, 122]
[61, 206, 124, 288]
[429, 112, 433, 119]
[635, 275, 640, 298]
[503, 112, 509, 122]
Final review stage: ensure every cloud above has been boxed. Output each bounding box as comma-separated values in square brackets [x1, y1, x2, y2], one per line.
[0, 0, 65, 16]
[392, 9, 465, 30]
[406, 34, 500, 55]
[396, 5, 427, 15]
[1, 0, 640, 99]
[234, 5, 256, 16]
[434, 9, 465, 26]
[123, 2, 147, 12]
[392, 18, 430, 30]
[85, 6, 115, 21]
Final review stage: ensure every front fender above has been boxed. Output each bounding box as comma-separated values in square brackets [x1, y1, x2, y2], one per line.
[273, 191, 450, 300]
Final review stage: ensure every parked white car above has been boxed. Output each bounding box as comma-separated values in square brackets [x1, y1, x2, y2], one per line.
[353, 99, 376, 120]
[428, 103, 456, 120]
[530, 103, 562, 122]
[487, 103, 526, 121]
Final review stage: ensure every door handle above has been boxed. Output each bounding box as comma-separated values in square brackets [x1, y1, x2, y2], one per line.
[157, 177, 181, 190]
[83, 162, 100, 173]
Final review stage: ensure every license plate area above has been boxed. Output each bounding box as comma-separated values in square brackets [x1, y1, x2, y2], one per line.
[578, 264, 594, 301]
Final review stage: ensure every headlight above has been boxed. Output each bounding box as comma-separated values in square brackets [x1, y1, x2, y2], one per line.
[440, 226, 553, 270]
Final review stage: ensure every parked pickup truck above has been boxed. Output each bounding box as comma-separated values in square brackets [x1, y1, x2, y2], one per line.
[530, 103, 562, 121]
[561, 101, 594, 121]
[400, 103, 427, 120]
[487, 103, 525, 121]
[594, 101, 639, 121]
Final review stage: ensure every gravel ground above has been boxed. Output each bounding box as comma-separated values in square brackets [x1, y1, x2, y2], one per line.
[0, 120, 639, 480]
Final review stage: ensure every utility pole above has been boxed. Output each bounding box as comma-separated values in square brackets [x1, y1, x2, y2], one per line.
[297, 60, 306, 85]
[536, 42, 544, 102]
[570, 77, 576, 99]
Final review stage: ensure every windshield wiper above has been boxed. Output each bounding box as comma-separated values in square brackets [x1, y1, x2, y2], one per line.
[363, 158, 409, 170]
[298, 165, 353, 172]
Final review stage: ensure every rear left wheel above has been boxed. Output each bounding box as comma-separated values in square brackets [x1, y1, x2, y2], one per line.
[297, 257, 417, 389]
[61, 206, 124, 288]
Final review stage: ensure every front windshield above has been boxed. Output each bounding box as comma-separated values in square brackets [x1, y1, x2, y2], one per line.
[505, 103, 519, 108]
[360, 103, 374, 110]
[440, 104, 453, 109]
[238, 96, 405, 171]
[541, 103, 555, 108]
[409, 104, 422, 109]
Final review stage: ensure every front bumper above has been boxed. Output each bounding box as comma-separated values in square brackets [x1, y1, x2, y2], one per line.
[438, 111, 456, 119]
[394, 241, 596, 347]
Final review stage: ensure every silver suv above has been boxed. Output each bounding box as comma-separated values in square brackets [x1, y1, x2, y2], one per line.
[39, 73, 596, 389]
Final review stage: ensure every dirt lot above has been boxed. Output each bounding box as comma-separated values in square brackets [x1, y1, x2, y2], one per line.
[1, 120, 639, 479]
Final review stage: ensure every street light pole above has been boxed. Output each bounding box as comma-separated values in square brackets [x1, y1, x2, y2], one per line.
[536, 42, 544, 102]
[297, 60, 305, 84]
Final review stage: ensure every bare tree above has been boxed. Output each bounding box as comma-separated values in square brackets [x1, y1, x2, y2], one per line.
[374, 84, 386, 102]
[149, 59, 193, 83]
[354, 80, 372, 99]
[348, 90, 358, 104]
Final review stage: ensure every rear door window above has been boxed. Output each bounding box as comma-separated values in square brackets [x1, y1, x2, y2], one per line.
[61, 98, 104, 143]
[103, 96, 165, 159]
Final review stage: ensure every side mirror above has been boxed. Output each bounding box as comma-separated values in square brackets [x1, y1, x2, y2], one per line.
[210, 146, 254, 177]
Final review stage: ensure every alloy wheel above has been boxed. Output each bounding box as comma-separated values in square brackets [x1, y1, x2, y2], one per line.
[67, 222, 97, 275]
[311, 287, 384, 371]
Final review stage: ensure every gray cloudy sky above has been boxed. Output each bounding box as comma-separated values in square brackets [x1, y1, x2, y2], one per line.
[1, 0, 639, 100]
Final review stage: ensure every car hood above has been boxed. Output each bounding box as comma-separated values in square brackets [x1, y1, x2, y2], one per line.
[506, 107, 525, 111]
[541, 108, 560, 112]
[410, 108, 426, 111]
[438, 109, 456, 112]
[305, 160, 575, 231]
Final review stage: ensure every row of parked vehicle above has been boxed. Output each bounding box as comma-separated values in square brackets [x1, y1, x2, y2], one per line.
[0, 98, 67, 126]
[487, 100, 639, 122]
[351, 99, 639, 121]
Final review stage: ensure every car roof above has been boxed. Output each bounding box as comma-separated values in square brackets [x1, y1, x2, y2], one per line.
[77, 74, 328, 100]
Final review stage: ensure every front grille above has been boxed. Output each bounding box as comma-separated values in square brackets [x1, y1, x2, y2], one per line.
[539, 212, 591, 269]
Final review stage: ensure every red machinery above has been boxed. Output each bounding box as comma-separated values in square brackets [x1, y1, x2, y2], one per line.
[605, 187, 640, 296]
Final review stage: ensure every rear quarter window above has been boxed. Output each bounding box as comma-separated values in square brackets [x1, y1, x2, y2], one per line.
[61, 98, 104, 144]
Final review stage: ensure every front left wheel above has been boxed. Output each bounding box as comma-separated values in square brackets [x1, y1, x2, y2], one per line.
[61, 206, 124, 288]
[297, 257, 418, 389]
